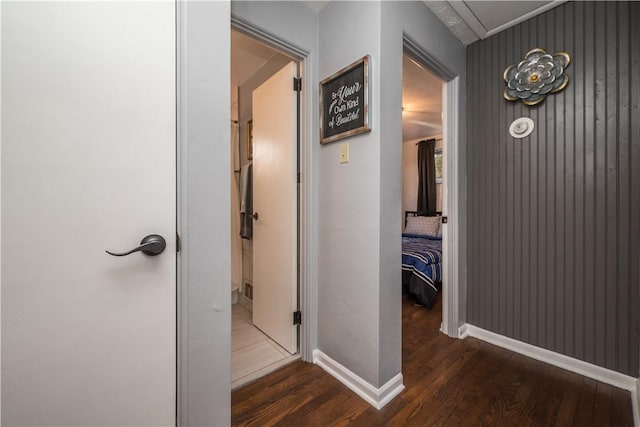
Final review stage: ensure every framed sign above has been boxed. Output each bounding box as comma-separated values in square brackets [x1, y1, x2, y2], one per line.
[319, 55, 371, 144]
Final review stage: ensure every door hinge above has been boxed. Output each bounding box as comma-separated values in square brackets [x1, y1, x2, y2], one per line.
[441, 216, 448, 224]
[293, 77, 302, 92]
[293, 310, 302, 325]
[176, 232, 181, 252]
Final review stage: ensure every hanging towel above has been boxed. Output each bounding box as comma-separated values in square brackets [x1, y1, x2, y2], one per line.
[240, 163, 253, 240]
[230, 121, 242, 291]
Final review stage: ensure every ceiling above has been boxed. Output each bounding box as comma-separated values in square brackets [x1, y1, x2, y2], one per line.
[231, 31, 281, 89]
[425, 0, 566, 45]
[299, 2, 566, 45]
[402, 55, 443, 141]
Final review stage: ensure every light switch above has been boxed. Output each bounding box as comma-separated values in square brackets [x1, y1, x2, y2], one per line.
[339, 143, 349, 163]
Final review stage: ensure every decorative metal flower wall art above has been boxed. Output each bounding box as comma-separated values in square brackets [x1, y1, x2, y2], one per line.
[503, 48, 570, 106]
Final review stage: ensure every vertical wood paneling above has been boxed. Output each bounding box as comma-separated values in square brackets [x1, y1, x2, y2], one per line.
[512, 20, 523, 343]
[573, 1, 586, 363]
[544, 9, 556, 350]
[554, 5, 566, 354]
[491, 32, 500, 333]
[562, 4, 576, 358]
[467, 1, 640, 377]
[498, 29, 508, 336]
[505, 25, 516, 339]
[629, 0, 640, 378]
[604, 1, 618, 370]
[584, 1, 596, 366]
[594, 1, 607, 369]
[616, 0, 630, 375]
[520, 18, 531, 345]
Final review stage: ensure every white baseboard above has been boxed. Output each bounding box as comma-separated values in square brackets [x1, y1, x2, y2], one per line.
[462, 324, 639, 426]
[633, 378, 639, 427]
[312, 349, 404, 410]
[231, 286, 239, 305]
[458, 323, 468, 339]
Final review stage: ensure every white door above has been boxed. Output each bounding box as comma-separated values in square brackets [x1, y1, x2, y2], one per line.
[2, 3, 176, 425]
[252, 62, 298, 354]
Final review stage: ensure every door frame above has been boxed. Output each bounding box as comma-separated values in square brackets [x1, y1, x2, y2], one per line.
[177, 4, 317, 424]
[176, 2, 232, 426]
[231, 16, 315, 362]
[403, 36, 461, 338]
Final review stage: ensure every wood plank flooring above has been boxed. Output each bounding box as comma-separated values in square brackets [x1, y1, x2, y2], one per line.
[232, 295, 634, 426]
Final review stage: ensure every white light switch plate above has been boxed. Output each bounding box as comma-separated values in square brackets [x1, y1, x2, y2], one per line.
[339, 143, 349, 163]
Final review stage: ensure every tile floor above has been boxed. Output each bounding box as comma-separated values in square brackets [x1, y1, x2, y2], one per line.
[231, 304, 293, 388]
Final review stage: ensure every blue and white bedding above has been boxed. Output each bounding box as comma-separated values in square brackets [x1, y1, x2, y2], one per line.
[402, 233, 442, 308]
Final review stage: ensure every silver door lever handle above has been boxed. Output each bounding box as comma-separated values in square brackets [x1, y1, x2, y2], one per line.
[106, 234, 166, 257]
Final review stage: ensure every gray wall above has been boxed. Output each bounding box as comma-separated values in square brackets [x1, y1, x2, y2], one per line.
[467, 1, 640, 377]
[317, 1, 467, 387]
[318, 1, 385, 387]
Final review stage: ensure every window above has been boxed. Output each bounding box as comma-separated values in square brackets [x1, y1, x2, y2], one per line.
[434, 148, 443, 183]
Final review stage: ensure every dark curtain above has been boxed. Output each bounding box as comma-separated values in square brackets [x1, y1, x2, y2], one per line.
[417, 138, 436, 214]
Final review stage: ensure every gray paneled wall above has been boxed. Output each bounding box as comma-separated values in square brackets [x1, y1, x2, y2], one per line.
[467, 1, 640, 377]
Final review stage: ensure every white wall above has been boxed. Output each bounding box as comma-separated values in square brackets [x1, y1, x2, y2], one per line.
[402, 140, 419, 220]
[436, 137, 443, 212]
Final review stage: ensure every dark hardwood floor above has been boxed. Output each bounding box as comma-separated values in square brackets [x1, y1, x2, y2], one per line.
[232, 295, 634, 426]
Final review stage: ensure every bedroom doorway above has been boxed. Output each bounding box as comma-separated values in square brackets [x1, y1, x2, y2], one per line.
[230, 29, 301, 389]
[401, 51, 446, 328]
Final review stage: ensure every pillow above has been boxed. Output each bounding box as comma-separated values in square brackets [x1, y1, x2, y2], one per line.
[405, 215, 439, 236]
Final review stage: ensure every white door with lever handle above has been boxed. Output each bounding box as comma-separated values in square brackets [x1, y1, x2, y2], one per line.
[106, 234, 167, 257]
[2, 3, 176, 425]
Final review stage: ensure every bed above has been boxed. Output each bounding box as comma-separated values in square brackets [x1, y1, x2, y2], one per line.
[402, 211, 442, 308]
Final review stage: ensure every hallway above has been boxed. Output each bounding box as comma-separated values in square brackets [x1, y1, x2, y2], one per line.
[232, 296, 633, 426]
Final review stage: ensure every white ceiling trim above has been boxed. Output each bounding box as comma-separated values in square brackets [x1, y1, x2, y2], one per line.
[430, 0, 568, 45]
[423, 1, 479, 45]
[483, 0, 568, 39]
[447, 1, 488, 40]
